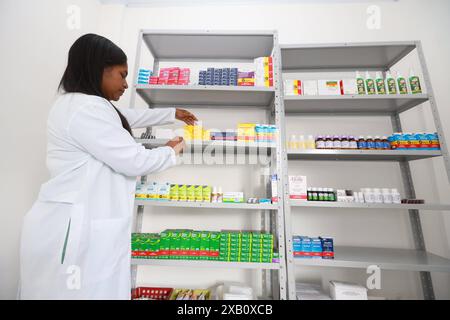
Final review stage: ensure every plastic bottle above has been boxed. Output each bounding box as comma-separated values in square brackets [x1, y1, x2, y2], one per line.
[391, 189, 401, 204]
[306, 135, 316, 149]
[382, 188, 393, 204]
[316, 135, 325, 149]
[381, 136, 390, 150]
[332, 135, 342, 149]
[375, 72, 386, 95]
[307, 187, 312, 201]
[374, 136, 383, 150]
[397, 72, 408, 94]
[316, 188, 322, 201]
[357, 136, 367, 150]
[363, 188, 375, 203]
[325, 135, 334, 149]
[366, 136, 375, 149]
[409, 69, 422, 94]
[298, 135, 306, 150]
[386, 71, 398, 95]
[329, 188, 336, 202]
[289, 134, 297, 149]
[373, 188, 383, 203]
[312, 188, 318, 201]
[365, 71, 376, 95]
[342, 135, 350, 149]
[356, 71, 366, 95]
[349, 136, 358, 149]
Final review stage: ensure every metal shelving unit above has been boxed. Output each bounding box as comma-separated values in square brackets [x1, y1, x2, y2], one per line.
[129, 29, 289, 300]
[280, 41, 450, 300]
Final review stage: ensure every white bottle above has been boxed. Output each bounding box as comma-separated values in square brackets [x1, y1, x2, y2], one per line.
[382, 188, 393, 204]
[391, 188, 401, 204]
[373, 188, 383, 204]
[363, 188, 374, 203]
[289, 134, 298, 149]
[298, 135, 306, 150]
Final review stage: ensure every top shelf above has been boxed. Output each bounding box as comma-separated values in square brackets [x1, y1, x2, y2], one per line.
[141, 29, 275, 61]
[280, 42, 417, 72]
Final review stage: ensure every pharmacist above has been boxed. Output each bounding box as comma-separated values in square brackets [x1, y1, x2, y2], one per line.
[19, 34, 197, 300]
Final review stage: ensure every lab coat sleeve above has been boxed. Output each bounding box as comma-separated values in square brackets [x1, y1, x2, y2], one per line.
[119, 107, 176, 128]
[68, 103, 177, 177]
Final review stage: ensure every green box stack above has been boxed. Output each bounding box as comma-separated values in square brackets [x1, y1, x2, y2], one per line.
[199, 231, 211, 260]
[209, 232, 220, 261]
[190, 230, 201, 260]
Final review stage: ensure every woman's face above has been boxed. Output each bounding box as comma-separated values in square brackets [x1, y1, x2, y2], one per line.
[101, 63, 128, 101]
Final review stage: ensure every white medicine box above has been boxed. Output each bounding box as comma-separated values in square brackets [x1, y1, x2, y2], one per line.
[329, 281, 368, 300]
[289, 175, 307, 201]
[303, 80, 318, 96]
[318, 80, 341, 96]
[340, 79, 358, 95]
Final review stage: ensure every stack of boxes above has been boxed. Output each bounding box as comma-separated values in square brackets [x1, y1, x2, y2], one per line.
[137, 69, 153, 84]
[254, 57, 274, 87]
[292, 236, 334, 259]
[237, 71, 255, 87]
[183, 124, 210, 142]
[198, 68, 239, 86]
[133, 230, 277, 263]
[149, 67, 190, 85]
[219, 231, 275, 263]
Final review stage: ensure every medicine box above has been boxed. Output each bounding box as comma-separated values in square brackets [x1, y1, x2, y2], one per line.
[303, 80, 318, 96]
[289, 176, 307, 201]
[340, 79, 357, 95]
[318, 80, 341, 96]
[222, 192, 244, 203]
[329, 281, 368, 300]
[271, 174, 278, 203]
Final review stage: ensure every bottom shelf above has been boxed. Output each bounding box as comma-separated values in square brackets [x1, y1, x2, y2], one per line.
[293, 246, 450, 273]
[131, 258, 280, 270]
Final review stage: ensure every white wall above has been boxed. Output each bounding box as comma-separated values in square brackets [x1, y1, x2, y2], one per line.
[1, 0, 449, 299]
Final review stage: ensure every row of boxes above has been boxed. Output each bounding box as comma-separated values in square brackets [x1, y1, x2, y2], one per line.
[198, 67, 239, 86]
[293, 236, 335, 259]
[136, 183, 212, 202]
[132, 230, 279, 263]
[254, 57, 274, 87]
[145, 67, 190, 85]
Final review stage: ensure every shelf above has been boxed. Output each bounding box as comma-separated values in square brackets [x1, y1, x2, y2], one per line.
[290, 201, 450, 211]
[293, 246, 450, 273]
[136, 84, 275, 108]
[136, 138, 276, 153]
[135, 199, 278, 210]
[131, 259, 280, 270]
[284, 94, 429, 115]
[142, 29, 274, 60]
[280, 42, 416, 71]
[287, 149, 442, 161]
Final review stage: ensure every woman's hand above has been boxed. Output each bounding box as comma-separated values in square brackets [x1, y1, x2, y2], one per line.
[175, 108, 198, 125]
[165, 136, 186, 155]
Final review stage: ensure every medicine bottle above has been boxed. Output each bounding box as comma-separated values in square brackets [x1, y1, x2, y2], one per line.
[332, 135, 342, 149]
[366, 136, 375, 149]
[316, 136, 325, 149]
[325, 136, 334, 149]
[381, 136, 390, 150]
[306, 135, 316, 149]
[341, 135, 350, 149]
[374, 136, 383, 150]
[349, 136, 358, 149]
[357, 136, 367, 149]
[318, 188, 324, 201]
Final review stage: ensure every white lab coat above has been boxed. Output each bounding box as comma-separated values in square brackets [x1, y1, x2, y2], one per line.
[19, 93, 177, 300]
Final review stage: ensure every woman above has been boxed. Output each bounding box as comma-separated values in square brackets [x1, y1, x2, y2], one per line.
[19, 34, 197, 299]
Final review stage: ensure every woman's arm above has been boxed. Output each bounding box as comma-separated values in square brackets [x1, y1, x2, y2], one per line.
[68, 103, 179, 177]
[119, 107, 176, 129]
